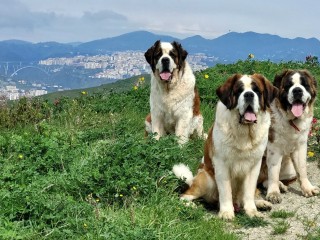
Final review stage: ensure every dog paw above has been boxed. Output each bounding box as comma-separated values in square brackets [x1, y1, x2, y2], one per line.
[245, 209, 264, 218]
[255, 200, 272, 211]
[279, 181, 288, 193]
[218, 210, 235, 220]
[302, 185, 320, 197]
[266, 192, 282, 204]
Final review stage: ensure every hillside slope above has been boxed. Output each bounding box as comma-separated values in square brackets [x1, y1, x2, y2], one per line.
[0, 60, 319, 239]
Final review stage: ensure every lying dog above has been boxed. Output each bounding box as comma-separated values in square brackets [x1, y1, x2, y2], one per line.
[144, 40, 204, 144]
[262, 69, 319, 203]
[173, 73, 277, 219]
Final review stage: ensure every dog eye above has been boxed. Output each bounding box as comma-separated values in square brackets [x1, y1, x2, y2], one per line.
[155, 51, 162, 58]
[284, 82, 292, 91]
[170, 52, 176, 58]
[252, 86, 260, 94]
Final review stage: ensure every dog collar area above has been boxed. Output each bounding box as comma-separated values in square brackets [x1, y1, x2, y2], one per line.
[289, 118, 300, 132]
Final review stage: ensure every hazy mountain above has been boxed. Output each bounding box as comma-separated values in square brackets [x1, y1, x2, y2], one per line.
[77, 31, 178, 54]
[0, 31, 319, 62]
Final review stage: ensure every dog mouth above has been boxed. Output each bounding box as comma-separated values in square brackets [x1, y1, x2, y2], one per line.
[240, 105, 257, 124]
[290, 100, 306, 118]
[159, 71, 172, 81]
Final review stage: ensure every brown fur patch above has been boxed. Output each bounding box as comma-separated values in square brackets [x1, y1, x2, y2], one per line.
[144, 113, 152, 137]
[193, 87, 201, 116]
[257, 156, 268, 184]
[182, 170, 210, 199]
[268, 126, 275, 143]
[281, 177, 297, 186]
[252, 73, 278, 111]
[216, 74, 241, 109]
[203, 125, 215, 178]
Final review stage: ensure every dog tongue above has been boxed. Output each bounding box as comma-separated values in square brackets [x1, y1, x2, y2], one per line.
[160, 72, 171, 81]
[291, 103, 303, 117]
[244, 112, 257, 122]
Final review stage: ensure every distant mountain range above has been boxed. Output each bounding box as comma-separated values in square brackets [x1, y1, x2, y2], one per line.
[1, 31, 320, 63]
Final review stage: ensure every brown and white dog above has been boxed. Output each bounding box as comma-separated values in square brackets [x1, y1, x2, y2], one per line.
[173, 74, 277, 219]
[144, 40, 204, 144]
[261, 69, 319, 203]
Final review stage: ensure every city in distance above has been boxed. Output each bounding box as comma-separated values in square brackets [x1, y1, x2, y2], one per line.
[0, 30, 319, 100]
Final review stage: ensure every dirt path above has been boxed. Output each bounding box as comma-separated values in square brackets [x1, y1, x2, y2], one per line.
[232, 160, 320, 240]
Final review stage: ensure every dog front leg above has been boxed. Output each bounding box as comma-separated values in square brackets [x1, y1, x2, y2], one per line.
[291, 145, 320, 197]
[175, 116, 191, 145]
[215, 160, 234, 220]
[151, 116, 165, 140]
[243, 159, 264, 217]
[266, 146, 283, 203]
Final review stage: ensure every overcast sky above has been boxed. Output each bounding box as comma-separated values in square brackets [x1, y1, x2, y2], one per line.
[1, 0, 319, 43]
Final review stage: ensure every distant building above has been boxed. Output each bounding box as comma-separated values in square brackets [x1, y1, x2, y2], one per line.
[27, 89, 48, 97]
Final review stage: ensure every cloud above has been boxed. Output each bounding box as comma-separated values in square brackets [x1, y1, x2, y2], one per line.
[0, 0, 131, 42]
[82, 10, 127, 22]
[0, 0, 56, 30]
[1, 0, 319, 42]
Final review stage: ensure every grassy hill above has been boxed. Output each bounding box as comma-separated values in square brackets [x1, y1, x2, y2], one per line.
[42, 74, 150, 102]
[0, 60, 319, 239]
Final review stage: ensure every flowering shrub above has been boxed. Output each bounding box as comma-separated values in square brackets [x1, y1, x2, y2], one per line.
[308, 117, 320, 158]
[305, 55, 319, 66]
[133, 76, 145, 90]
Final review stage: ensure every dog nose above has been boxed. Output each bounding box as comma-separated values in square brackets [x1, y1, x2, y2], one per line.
[292, 87, 303, 98]
[161, 57, 170, 65]
[244, 91, 254, 101]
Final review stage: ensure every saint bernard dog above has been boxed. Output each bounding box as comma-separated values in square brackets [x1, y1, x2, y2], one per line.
[260, 69, 319, 203]
[173, 74, 278, 220]
[144, 40, 204, 144]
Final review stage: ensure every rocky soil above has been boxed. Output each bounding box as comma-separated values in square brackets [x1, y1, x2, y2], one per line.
[232, 160, 320, 240]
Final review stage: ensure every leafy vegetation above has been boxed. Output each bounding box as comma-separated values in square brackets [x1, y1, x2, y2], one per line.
[0, 60, 319, 239]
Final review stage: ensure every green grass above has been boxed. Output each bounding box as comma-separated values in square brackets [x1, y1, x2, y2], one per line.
[234, 213, 269, 228]
[0, 60, 319, 239]
[270, 210, 295, 219]
[272, 220, 290, 235]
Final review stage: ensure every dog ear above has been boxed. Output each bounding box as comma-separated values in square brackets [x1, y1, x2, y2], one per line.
[144, 40, 160, 71]
[172, 41, 188, 68]
[216, 74, 240, 109]
[273, 70, 292, 111]
[254, 74, 279, 110]
[273, 69, 291, 88]
[301, 69, 318, 99]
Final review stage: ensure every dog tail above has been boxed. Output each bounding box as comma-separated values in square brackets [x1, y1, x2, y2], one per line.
[172, 163, 193, 186]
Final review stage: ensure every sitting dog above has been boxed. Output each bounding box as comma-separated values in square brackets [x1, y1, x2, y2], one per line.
[261, 69, 319, 203]
[144, 40, 204, 144]
[173, 73, 277, 219]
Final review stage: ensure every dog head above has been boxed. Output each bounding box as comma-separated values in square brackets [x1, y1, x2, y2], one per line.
[273, 69, 317, 118]
[216, 74, 278, 124]
[144, 40, 188, 82]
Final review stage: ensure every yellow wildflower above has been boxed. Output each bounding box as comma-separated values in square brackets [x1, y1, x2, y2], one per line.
[204, 74, 209, 79]
[140, 77, 145, 81]
[119, 194, 123, 197]
[18, 154, 24, 159]
[307, 151, 315, 158]
[83, 223, 88, 228]
[133, 86, 138, 90]
[81, 91, 87, 95]
[248, 53, 254, 59]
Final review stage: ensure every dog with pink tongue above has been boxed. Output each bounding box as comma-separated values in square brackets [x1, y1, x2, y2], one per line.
[260, 69, 319, 204]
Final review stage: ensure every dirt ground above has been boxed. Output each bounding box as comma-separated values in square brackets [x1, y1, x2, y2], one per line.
[232, 160, 320, 240]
